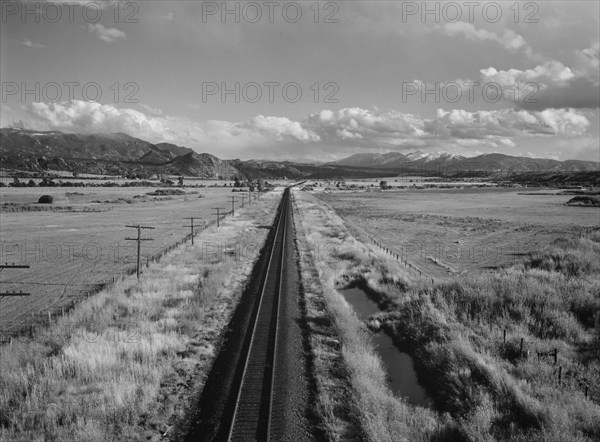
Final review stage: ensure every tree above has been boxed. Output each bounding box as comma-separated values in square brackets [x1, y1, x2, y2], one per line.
[27, 179, 36, 187]
[178, 176, 184, 187]
[234, 177, 242, 187]
[380, 180, 388, 190]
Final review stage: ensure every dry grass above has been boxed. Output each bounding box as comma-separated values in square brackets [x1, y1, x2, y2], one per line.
[317, 189, 598, 280]
[0, 186, 240, 337]
[294, 188, 600, 441]
[0, 189, 283, 442]
[292, 189, 441, 442]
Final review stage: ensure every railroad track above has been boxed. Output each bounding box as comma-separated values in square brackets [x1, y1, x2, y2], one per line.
[183, 187, 306, 442]
[226, 188, 290, 441]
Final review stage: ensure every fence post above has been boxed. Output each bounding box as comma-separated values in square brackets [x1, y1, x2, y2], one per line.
[558, 366, 562, 385]
[519, 338, 524, 356]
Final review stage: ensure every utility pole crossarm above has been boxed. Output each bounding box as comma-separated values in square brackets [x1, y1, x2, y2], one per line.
[212, 207, 226, 227]
[182, 217, 202, 245]
[0, 265, 31, 299]
[0, 264, 31, 269]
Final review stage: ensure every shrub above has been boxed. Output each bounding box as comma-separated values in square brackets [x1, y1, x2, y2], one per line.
[566, 196, 600, 207]
[38, 195, 54, 204]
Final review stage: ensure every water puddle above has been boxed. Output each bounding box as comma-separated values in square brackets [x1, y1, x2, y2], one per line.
[341, 285, 433, 408]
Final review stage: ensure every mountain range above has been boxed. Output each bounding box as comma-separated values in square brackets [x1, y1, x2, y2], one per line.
[0, 128, 598, 181]
[327, 151, 598, 175]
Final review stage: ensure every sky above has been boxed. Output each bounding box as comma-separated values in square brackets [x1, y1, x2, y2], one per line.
[1, 0, 599, 162]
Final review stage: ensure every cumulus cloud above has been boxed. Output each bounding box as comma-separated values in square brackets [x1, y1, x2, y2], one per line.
[87, 23, 126, 43]
[304, 106, 589, 143]
[481, 57, 600, 110]
[433, 108, 589, 138]
[240, 115, 319, 142]
[16, 101, 594, 159]
[21, 101, 319, 157]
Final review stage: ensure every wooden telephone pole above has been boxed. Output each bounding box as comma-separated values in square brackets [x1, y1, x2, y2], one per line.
[212, 208, 226, 227]
[182, 217, 202, 245]
[125, 225, 155, 279]
[229, 196, 238, 216]
[0, 264, 31, 299]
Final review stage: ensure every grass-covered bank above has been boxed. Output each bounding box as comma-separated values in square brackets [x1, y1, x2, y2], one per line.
[293, 189, 600, 441]
[0, 189, 283, 442]
[292, 189, 443, 441]
[375, 232, 600, 441]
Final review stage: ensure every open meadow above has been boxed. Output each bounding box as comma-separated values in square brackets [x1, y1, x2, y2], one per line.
[0, 186, 256, 337]
[293, 188, 600, 441]
[317, 188, 599, 280]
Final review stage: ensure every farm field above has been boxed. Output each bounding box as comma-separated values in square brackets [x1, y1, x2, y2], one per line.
[0, 186, 257, 337]
[317, 188, 600, 279]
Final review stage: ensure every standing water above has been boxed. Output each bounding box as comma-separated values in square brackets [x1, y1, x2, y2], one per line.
[342, 286, 432, 408]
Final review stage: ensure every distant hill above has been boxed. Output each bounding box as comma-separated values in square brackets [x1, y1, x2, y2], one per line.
[329, 151, 599, 175]
[0, 128, 237, 179]
[165, 152, 239, 178]
[1, 128, 598, 182]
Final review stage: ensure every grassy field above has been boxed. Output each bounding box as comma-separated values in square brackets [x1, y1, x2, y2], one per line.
[0, 188, 283, 441]
[0, 186, 261, 337]
[317, 188, 599, 280]
[294, 188, 600, 441]
[292, 189, 439, 441]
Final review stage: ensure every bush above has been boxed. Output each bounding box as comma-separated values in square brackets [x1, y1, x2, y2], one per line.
[566, 196, 600, 207]
[38, 195, 54, 204]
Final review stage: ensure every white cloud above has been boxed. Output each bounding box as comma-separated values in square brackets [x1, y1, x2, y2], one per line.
[481, 56, 600, 110]
[87, 23, 126, 43]
[15, 101, 595, 160]
[21, 39, 46, 49]
[574, 42, 600, 86]
[442, 22, 538, 59]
